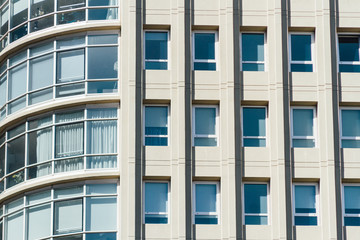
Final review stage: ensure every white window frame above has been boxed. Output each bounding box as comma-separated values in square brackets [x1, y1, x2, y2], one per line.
[337, 34, 360, 71]
[192, 31, 218, 71]
[292, 183, 319, 226]
[143, 30, 170, 70]
[143, 104, 170, 146]
[192, 105, 219, 147]
[288, 32, 315, 72]
[342, 184, 360, 226]
[290, 106, 317, 148]
[339, 107, 360, 148]
[241, 106, 267, 147]
[242, 182, 270, 225]
[143, 180, 170, 224]
[240, 32, 267, 71]
[192, 181, 220, 224]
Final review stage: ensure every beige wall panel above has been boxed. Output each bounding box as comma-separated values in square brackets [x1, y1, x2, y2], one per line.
[243, 147, 271, 178]
[144, 146, 171, 176]
[144, 70, 171, 99]
[338, 0, 360, 28]
[344, 226, 360, 239]
[241, 0, 268, 26]
[194, 147, 221, 176]
[293, 148, 320, 178]
[289, 0, 315, 27]
[339, 73, 360, 102]
[243, 225, 272, 240]
[290, 72, 318, 102]
[193, 0, 219, 26]
[193, 71, 220, 100]
[294, 226, 321, 240]
[144, 0, 171, 25]
[242, 72, 269, 101]
[342, 149, 360, 179]
[194, 225, 221, 239]
[144, 164, 171, 176]
[144, 224, 171, 239]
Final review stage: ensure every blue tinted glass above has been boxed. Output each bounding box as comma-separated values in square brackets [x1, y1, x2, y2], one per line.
[145, 106, 168, 136]
[194, 137, 217, 146]
[295, 185, 316, 214]
[242, 33, 264, 61]
[244, 184, 267, 214]
[145, 62, 167, 70]
[145, 214, 168, 224]
[194, 62, 216, 71]
[145, 32, 168, 60]
[89, 0, 118, 6]
[88, 8, 118, 20]
[243, 108, 266, 137]
[195, 33, 215, 60]
[291, 64, 313, 72]
[244, 216, 268, 225]
[242, 63, 264, 71]
[88, 47, 118, 79]
[88, 81, 118, 93]
[195, 184, 217, 213]
[344, 186, 360, 214]
[339, 64, 360, 72]
[291, 34, 312, 61]
[145, 137, 168, 146]
[339, 37, 359, 61]
[342, 110, 360, 137]
[11, 25, 27, 42]
[243, 139, 266, 147]
[345, 217, 360, 226]
[145, 183, 168, 213]
[86, 233, 116, 240]
[293, 109, 314, 136]
[294, 216, 317, 226]
[194, 215, 218, 224]
[342, 140, 360, 148]
[195, 108, 216, 135]
[292, 139, 315, 148]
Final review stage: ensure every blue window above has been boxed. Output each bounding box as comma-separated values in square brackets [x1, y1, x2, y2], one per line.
[193, 106, 218, 147]
[343, 185, 360, 226]
[194, 183, 219, 224]
[290, 34, 314, 72]
[293, 184, 318, 226]
[242, 107, 266, 147]
[144, 32, 168, 70]
[144, 106, 169, 146]
[241, 33, 265, 71]
[291, 107, 316, 148]
[340, 109, 360, 148]
[193, 32, 217, 71]
[244, 183, 268, 225]
[144, 182, 169, 224]
[338, 36, 360, 72]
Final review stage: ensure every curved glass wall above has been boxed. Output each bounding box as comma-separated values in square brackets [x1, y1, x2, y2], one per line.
[0, 181, 118, 240]
[0, 0, 119, 50]
[0, 32, 119, 121]
[0, 105, 118, 192]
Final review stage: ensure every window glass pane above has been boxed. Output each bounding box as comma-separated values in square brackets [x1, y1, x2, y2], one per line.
[194, 137, 217, 147]
[9, 51, 26, 67]
[244, 216, 268, 225]
[27, 190, 51, 205]
[86, 183, 117, 195]
[339, 37, 359, 62]
[294, 216, 317, 226]
[294, 185, 316, 213]
[29, 115, 52, 130]
[145, 62, 167, 70]
[54, 234, 82, 240]
[242, 33, 264, 62]
[193, 62, 216, 71]
[195, 184, 216, 213]
[0, 75, 6, 107]
[194, 33, 215, 60]
[87, 108, 117, 119]
[88, 8, 118, 20]
[342, 110, 360, 137]
[29, 87, 53, 105]
[145, 32, 168, 60]
[30, 42, 53, 57]
[57, 49, 85, 83]
[57, 0, 84, 10]
[10, 24, 27, 42]
[145, 137, 168, 146]
[6, 197, 23, 213]
[54, 199, 83, 234]
[8, 62, 26, 100]
[6, 211, 23, 240]
[0, 146, 5, 178]
[195, 107, 216, 135]
[55, 122, 84, 158]
[28, 127, 52, 165]
[88, 79, 117, 94]
[7, 135, 25, 173]
[54, 157, 83, 173]
[145, 182, 168, 213]
[342, 139, 360, 148]
[86, 197, 117, 231]
[339, 64, 360, 73]
[88, 47, 117, 79]
[194, 215, 218, 225]
[8, 96, 26, 114]
[88, 0, 117, 6]
[243, 108, 266, 137]
[244, 184, 267, 214]
[291, 63, 313, 72]
[292, 139, 315, 148]
[11, 0, 28, 27]
[87, 155, 117, 169]
[88, 34, 117, 45]
[28, 162, 51, 179]
[242, 63, 264, 71]
[8, 123, 25, 138]
[145, 106, 168, 136]
[30, 0, 54, 18]
[1, 5, 9, 35]
[57, 9, 85, 24]
[344, 186, 360, 214]
[54, 186, 83, 199]
[56, 110, 84, 123]
[243, 139, 266, 147]
[293, 109, 314, 136]
[86, 233, 117, 240]
[291, 34, 312, 61]
[27, 203, 51, 240]
[57, 36, 85, 50]
[56, 83, 85, 97]
[29, 53, 53, 91]
[345, 217, 360, 226]
[87, 120, 117, 154]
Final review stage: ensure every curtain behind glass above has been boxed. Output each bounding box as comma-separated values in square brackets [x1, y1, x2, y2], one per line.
[28, 127, 52, 176]
[85, 197, 116, 231]
[6, 211, 23, 240]
[55, 123, 84, 158]
[54, 199, 83, 234]
[87, 120, 116, 154]
[27, 203, 51, 240]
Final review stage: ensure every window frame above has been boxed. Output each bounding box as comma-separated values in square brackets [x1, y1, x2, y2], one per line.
[143, 104, 170, 146]
[242, 182, 270, 225]
[192, 181, 220, 225]
[290, 106, 317, 148]
[192, 105, 219, 147]
[192, 31, 218, 71]
[143, 30, 170, 70]
[342, 183, 360, 226]
[240, 31, 267, 71]
[288, 32, 315, 72]
[143, 180, 170, 224]
[339, 107, 360, 148]
[292, 182, 319, 226]
[337, 34, 360, 72]
[241, 106, 267, 147]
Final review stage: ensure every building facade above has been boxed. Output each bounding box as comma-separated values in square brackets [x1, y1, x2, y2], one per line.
[0, 0, 359, 239]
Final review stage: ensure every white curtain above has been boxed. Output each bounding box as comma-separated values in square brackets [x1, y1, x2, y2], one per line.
[55, 157, 84, 173]
[87, 120, 116, 154]
[106, 0, 118, 19]
[35, 127, 52, 176]
[87, 156, 116, 169]
[56, 123, 84, 158]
